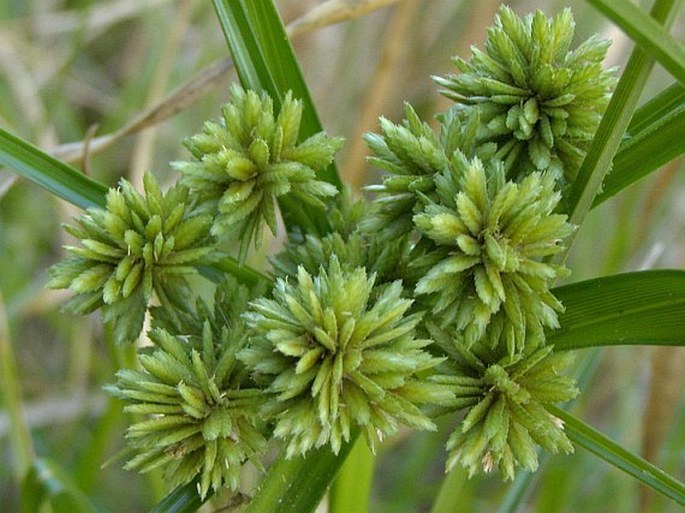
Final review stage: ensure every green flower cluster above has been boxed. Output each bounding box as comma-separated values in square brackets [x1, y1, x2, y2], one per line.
[173, 84, 344, 257]
[430, 324, 577, 480]
[48, 173, 219, 344]
[109, 280, 266, 498]
[47, 5, 609, 494]
[241, 256, 450, 457]
[359, 6, 596, 481]
[435, 6, 615, 182]
[414, 153, 573, 353]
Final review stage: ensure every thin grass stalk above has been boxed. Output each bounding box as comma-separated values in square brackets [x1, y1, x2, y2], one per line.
[559, 0, 681, 262]
[0, 292, 35, 481]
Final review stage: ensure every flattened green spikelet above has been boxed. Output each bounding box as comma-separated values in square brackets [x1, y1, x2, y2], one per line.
[429, 325, 578, 481]
[109, 320, 266, 499]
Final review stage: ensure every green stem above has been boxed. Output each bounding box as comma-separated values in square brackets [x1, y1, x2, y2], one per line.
[245, 432, 360, 513]
[329, 436, 374, 513]
[559, 0, 680, 262]
[429, 466, 470, 513]
[0, 293, 35, 480]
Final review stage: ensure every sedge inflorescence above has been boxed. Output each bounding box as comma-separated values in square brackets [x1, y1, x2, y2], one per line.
[241, 256, 449, 457]
[172, 84, 343, 257]
[48, 173, 220, 344]
[46, 4, 613, 498]
[414, 153, 573, 353]
[435, 6, 616, 183]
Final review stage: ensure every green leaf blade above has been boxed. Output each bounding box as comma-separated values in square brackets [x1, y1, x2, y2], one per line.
[549, 270, 685, 350]
[587, 0, 685, 86]
[594, 83, 685, 207]
[0, 127, 108, 210]
[548, 406, 685, 507]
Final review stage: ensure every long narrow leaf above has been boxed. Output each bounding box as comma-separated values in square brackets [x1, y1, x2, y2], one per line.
[0, 127, 108, 209]
[549, 270, 685, 350]
[329, 437, 374, 513]
[586, 0, 685, 85]
[548, 406, 685, 507]
[148, 479, 205, 513]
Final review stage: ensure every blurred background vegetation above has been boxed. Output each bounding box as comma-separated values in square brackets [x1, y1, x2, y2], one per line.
[0, 0, 684, 511]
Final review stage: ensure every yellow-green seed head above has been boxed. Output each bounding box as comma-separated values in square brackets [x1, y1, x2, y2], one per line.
[435, 6, 616, 183]
[241, 256, 451, 457]
[172, 84, 343, 258]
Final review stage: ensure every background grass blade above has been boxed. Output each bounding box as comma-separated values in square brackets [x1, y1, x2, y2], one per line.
[593, 82, 685, 206]
[0, 127, 108, 209]
[586, 0, 685, 85]
[548, 406, 685, 507]
[21, 458, 99, 513]
[549, 270, 685, 350]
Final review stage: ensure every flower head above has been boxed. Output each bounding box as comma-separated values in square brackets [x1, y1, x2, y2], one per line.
[430, 324, 577, 481]
[240, 256, 450, 457]
[48, 173, 219, 344]
[172, 84, 343, 256]
[414, 152, 573, 352]
[108, 280, 266, 498]
[435, 6, 615, 183]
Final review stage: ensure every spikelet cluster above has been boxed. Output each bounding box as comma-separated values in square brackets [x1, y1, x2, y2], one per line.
[271, 187, 409, 284]
[108, 280, 266, 498]
[48, 173, 219, 344]
[414, 153, 573, 353]
[240, 256, 450, 457]
[173, 84, 343, 256]
[435, 6, 615, 183]
[430, 325, 577, 480]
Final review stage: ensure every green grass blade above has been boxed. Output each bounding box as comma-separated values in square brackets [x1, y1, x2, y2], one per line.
[0, 127, 108, 209]
[586, 0, 685, 85]
[0, 294, 34, 481]
[245, 433, 359, 513]
[549, 270, 685, 350]
[562, 0, 679, 254]
[21, 459, 99, 513]
[211, 0, 278, 102]
[548, 406, 685, 507]
[329, 437, 374, 513]
[593, 83, 685, 206]
[625, 81, 685, 134]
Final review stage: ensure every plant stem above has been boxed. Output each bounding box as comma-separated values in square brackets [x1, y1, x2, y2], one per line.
[430, 466, 470, 513]
[329, 436, 374, 513]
